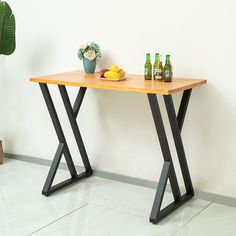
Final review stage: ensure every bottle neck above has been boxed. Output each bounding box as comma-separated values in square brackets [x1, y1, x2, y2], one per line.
[155, 54, 160, 63]
[146, 54, 151, 63]
[165, 55, 171, 64]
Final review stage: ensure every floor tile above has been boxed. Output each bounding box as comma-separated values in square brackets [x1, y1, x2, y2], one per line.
[0, 159, 87, 236]
[0, 159, 211, 236]
[32, 200, 209, 236]
[175, 203, 236, 236]
[56, 175, 210, 219]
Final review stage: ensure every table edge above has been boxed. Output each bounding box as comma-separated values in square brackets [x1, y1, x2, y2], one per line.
[30, 77, 207, 95]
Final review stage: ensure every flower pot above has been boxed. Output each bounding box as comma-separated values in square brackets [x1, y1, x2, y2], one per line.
[83, 58, 96, 74]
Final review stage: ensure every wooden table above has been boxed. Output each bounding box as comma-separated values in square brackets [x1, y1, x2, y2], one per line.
[30, 70, 206, 224]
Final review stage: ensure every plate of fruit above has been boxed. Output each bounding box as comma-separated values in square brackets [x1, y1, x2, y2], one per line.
[98, 65, 126, 81]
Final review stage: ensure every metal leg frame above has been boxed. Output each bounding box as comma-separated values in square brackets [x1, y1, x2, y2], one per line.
[39, 83, 93, 196]
[148, 89, 194, 224]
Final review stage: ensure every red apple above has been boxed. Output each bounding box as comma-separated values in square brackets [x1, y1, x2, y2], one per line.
[99, 68, 109, 78]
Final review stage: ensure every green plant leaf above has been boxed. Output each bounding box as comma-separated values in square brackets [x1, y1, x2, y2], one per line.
[0, 1, 16, 55]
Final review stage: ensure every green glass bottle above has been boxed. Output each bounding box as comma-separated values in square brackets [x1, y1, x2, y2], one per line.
[164, 55, 173, 82]
[153, 53, 163, 80]
[144, 53, 152, 80]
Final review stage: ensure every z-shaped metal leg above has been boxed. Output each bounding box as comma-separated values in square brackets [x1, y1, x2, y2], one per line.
[39, 83, 93, 196]
[148, 89, 194, 224]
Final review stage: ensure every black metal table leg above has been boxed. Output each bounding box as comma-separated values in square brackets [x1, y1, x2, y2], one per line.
[147, 90, 194, 224]
[58, 85, 93, 175]
[164, 92, 194, 195]
[39, 83, 93, 196]
[73, 87, 86, 118]
[42, 143, 65, 194]
[149, 161, 171, 221]
[148, 94, 181, 202]
[177, 89, 192, 132]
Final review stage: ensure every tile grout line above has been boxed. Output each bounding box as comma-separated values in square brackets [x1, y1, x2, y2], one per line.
[172, 201, 213, 236]
[88, 202, 149, 219]
[28, 203, 89, 236]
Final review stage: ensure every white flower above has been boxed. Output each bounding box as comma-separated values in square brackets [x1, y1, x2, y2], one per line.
[84, 50, 96, 61]
[82, 44, 89, 50]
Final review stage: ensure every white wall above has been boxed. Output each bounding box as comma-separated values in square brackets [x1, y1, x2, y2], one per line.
[1, 0, 236, 198]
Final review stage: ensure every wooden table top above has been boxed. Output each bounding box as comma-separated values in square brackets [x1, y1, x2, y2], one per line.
[30, 70, 206, 95]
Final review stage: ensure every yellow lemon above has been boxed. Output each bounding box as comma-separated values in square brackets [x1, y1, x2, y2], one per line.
[108, 65, 119, 72]
[104, 71, 120, 79]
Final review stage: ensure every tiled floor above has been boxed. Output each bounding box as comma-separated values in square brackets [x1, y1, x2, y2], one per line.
[0, 159, 235, 236]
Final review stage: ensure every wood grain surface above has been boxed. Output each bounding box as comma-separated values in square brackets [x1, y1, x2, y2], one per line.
[30, 70, 206, 95]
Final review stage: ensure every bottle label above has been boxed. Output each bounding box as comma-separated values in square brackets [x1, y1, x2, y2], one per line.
[164, 70, 172, 80]
[144, 67, 152, 80]
[154, 68, 162, 80]
[164, 71, 172, 77]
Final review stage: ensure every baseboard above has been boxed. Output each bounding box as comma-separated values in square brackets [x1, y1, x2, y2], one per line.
[4, 152, 236, 208]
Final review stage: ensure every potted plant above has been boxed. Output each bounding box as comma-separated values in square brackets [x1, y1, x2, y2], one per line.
[0, 0, 16, 164]
[77, 42, 101, 74]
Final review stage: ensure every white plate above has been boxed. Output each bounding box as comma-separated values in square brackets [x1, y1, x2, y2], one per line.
[97, 76, 127, 81]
